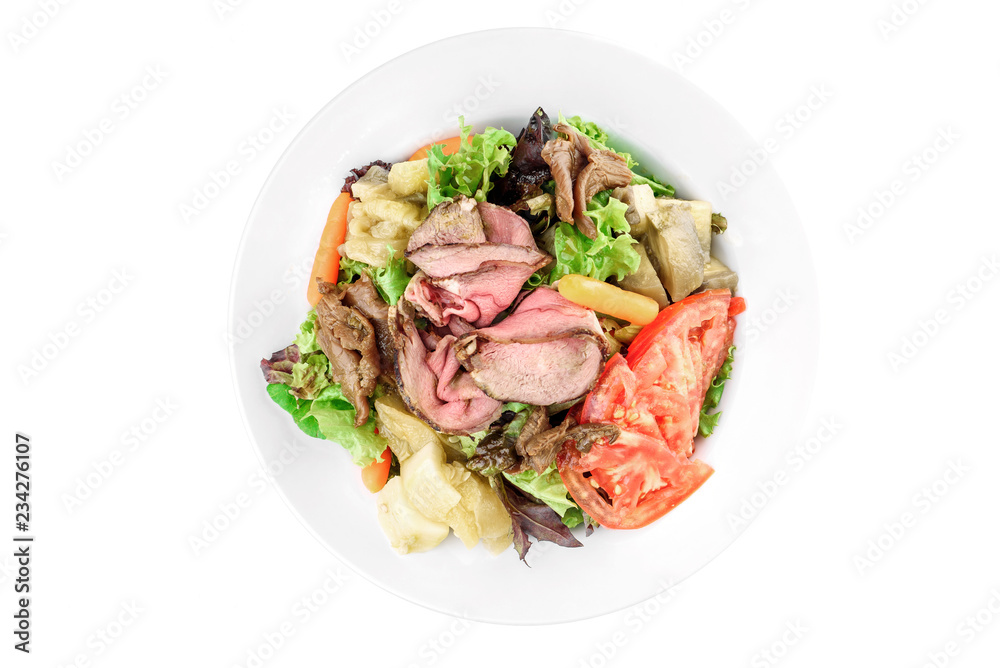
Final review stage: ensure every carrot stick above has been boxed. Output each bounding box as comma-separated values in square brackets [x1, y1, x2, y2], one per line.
[307, 192, 352, 307]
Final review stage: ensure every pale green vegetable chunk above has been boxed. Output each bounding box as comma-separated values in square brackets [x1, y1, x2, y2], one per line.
[401, 440, 462, 523]
[646, 200, 705, 302]
[376, 477, 450, 554]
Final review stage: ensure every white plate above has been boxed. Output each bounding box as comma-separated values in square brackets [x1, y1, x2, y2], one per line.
[229, 28, 819, 624]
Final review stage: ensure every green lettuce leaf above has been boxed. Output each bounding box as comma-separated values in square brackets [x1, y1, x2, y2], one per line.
[261, 337, 329, 401]
[265, 383, 322, 439]
[427, 118, 517, 210]
[341, 256, 411, 306]
[366, 254, 411, 305]
[504, 464, 583, 528]
[263, 314, 388, 467]
[549, 196, 640, 283]
[699, 346, 735, 438]
[338, 258, 364, 284]
[340, 255, 412, 306]
[307, 384, 387, 467]
[293, 310, 321, 354]
[289, 353, 330, 400]
[564, 115, 610, 147]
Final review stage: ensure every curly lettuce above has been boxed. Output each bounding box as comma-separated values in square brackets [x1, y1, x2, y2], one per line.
[699, 346, 735, 438]
[549, 195, 640, 283]
[427, 118, 517, 210]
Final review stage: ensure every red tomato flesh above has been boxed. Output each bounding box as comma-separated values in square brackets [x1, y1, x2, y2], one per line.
[560, 289, 739, 529]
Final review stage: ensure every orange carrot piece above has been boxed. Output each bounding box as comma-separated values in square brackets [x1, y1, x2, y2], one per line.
[306, 192, 352, 307]
[361, 447, 392, 493]
[406, 135, 470, 161]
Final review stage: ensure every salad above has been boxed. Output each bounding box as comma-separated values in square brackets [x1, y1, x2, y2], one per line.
[260, 108, 744, 561]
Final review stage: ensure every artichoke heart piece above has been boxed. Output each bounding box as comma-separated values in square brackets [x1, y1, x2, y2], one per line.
[374, 394, 442, 463]
[612, 184, 658, 237]
[350, 165, 391, 201]
[355, 198, 424, 225]
[617, 243, 669, 308]
[388, 159, 429, 197]
[400, 440, 462, 523]
[444, 463, 512, 550]
[376, 477, 449, 555]
[646, 201, 705, 302]
[701, 255, 739, 293]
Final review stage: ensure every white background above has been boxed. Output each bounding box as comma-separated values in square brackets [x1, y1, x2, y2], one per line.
[3, 0, 999, 666]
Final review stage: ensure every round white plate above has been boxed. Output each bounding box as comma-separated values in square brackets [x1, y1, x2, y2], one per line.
[229, 28, 819, 624]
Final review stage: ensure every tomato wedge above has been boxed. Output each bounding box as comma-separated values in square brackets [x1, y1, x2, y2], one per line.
[560, 431, 713, 530]
[560, 289, 740, 529]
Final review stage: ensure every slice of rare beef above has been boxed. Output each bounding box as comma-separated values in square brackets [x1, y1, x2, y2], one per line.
[406, 242, 549, 278]
[405, 196, 486, 253]
[404, 259, 548, 329]
[389, 299, 501, 435]
[455, 287, 608, 405]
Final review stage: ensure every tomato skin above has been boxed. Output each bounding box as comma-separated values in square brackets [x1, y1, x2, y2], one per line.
[561, 289, 740, 529]
[729, 296, 746, 316]
[361, 447, 392, 493]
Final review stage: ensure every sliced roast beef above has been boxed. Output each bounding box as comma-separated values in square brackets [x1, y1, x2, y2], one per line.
[455, 287, 608, 405]
[338, 275, 394, 375]
[478, 202, 537, 248]
[491, 107, 554, 207]
[468, 285, 605, 343]
[404, 197, 551, 330]
[406, 242, 549, 278]
[315, 282, 380, 426]
[390, 299, 501, 434]
[404, 259, 546, 328]
[457, 338, 604, 406]
[405, 196, 486, 253]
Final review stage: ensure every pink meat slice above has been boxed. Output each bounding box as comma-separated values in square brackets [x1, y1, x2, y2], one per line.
[478, 201, 538, 249]
[455, 287, 609, 404]
[390, 300, 501, 435]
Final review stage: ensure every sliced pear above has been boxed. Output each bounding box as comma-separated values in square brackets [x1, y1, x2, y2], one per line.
[376, 477, 449, 555]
